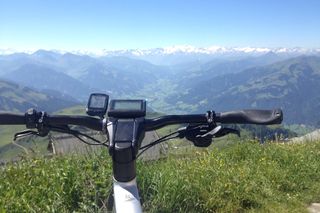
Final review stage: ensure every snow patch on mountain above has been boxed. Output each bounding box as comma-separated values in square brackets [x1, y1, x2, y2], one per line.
[98, 46, 320, 57]
[1, 46, 319, 58]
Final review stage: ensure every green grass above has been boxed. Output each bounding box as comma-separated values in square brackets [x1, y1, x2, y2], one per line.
[139, 141, 320, 212]
[1, 141, 320, 212]
[0, 136, 49, 161]
[54, 105, 86, 115]
[0, 150, 113, 212]
[0, 126, 25, 148]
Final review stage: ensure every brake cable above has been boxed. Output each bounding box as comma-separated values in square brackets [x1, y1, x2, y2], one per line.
[14, 125, 109, 147]
[137, 124, 203, 158]
[137, 122, 242, 158]
[49, 125, 109, 147]
[137, 134, 179, 158]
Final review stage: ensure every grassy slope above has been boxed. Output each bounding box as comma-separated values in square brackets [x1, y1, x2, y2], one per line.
[1, 141, 320, 212]
[0, 126, 25, 148]
[54, 105, 86, 115]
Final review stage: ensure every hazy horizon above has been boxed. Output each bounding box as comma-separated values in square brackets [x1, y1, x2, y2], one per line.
[1, 45, 320, 56]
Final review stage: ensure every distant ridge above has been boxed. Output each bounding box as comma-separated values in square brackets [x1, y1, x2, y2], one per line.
[170, 55, 320, 125]
[0, 79, 79, 112]
[1, 46, 319, 57]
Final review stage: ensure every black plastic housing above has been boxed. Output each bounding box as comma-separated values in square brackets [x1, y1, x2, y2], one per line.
[86, 93, 109, 117]
[108, 117, 145, 182]
[108, 99, 146, 118]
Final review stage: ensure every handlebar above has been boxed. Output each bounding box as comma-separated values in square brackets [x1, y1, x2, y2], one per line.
[47, 115, 102, 131]
[0, 113, 25, 125]
[0, 113, 102, 131]
[144, 109, 283, 130]
[0, 108, 283, 131]
[144, 114, 207, 131]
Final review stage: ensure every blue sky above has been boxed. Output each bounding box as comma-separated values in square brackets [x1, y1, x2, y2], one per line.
[0, 0, 319, 50]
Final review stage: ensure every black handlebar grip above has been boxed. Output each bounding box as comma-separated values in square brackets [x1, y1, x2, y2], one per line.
[0, 113, 26, 125]
[216, 109, 283, 125]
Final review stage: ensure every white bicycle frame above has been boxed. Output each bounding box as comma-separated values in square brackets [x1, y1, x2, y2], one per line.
[106, 121, 143, 213]
[113, 178, 142, 213]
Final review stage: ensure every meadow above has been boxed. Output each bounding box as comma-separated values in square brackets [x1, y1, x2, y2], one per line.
[1, 140, 320, 212]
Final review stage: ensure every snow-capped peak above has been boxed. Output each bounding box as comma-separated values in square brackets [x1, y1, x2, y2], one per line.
[1, 46, 319, 57]
[99, 46, 320, 57]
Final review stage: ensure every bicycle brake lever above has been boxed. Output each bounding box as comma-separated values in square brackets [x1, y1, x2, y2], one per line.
[177, 126, 187, 138]
[214, 127, 240, 137]
[197, 126, 222, 138]
[14, 130, 39, 141]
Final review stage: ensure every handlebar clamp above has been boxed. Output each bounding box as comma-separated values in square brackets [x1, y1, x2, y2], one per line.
[25, 108, 37, 129]
[25, 108, 49, 137]
[206, 110, 216, 123]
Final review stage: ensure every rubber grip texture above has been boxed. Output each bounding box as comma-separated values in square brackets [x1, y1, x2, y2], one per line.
[216, 109, 283, 125]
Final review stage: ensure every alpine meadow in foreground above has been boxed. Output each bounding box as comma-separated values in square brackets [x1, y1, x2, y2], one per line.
[1, 141, 320, 212]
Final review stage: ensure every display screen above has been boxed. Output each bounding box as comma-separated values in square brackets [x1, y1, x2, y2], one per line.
[108, 99, 146, 118]
[89, 95, 107, 108]
[113, 100, 142, 110]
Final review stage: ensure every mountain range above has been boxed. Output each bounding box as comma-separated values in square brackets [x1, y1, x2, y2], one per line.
[0, 50, 170, 99]
[1, 49, 320, 125]
[96, 46, 320, 65]
[168, 56, 320, 125]
[1, 46, 320, 65]
[0, 79, 78, 112]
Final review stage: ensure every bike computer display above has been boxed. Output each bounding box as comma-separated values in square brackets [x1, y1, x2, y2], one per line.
[86, 93, 109, 117]
[108, 99, 146, 118]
